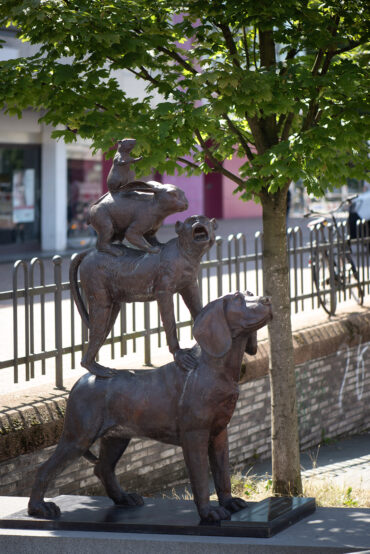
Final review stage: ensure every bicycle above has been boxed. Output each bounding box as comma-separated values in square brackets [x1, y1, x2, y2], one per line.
[304, 195, 364, 315]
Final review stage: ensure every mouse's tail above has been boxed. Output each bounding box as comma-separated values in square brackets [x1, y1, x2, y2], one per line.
[69, 250, 90, 328]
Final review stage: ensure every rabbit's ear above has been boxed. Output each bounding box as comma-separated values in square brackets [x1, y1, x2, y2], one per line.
[193, 297, 232, 358]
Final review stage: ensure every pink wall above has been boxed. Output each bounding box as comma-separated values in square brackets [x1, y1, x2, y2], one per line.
[103, 152, 261, 224]
[223, 157, 262, 218]
[162, 171, 204, 224]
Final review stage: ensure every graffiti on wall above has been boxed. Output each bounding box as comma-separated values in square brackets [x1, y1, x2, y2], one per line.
[337, 338, 369, 411]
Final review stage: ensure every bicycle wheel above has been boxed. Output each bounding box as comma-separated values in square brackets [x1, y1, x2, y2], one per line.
[345, 254, 364, 305]
[312, 251, 337, 315]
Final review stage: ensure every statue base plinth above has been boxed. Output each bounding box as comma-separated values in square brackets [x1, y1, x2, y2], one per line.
[0, 495, 315, 538]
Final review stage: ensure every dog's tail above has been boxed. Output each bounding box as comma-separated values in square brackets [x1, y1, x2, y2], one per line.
[69, 250, 90, 328]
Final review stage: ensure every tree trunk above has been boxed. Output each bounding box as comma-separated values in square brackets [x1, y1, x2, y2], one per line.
[261, 188, 302, 496]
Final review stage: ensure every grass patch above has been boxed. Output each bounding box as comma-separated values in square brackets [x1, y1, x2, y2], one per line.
[165, 473, 370, 508]
[302, 479, 369, 508]
[221, 472, 370, 508]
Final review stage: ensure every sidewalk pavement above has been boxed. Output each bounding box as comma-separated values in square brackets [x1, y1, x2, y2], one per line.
[246, 432, 370, 492]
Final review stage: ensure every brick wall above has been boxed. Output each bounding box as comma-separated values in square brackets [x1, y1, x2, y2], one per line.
[0, 311, 369, 498]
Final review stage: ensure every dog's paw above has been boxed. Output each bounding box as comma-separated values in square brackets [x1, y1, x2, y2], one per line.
[28, 500, 61, 519]
[174, 348, 197, 371]
[114, 492, 144, 506]
[220, 496, 248, 513]
[199, 504, 231, 522]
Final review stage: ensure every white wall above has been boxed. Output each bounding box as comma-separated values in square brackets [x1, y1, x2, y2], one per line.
[41, 126, 67, 251]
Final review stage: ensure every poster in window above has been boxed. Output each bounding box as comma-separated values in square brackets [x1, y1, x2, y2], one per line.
[12, 169, 35, 223]
[0, 175, 13, 229]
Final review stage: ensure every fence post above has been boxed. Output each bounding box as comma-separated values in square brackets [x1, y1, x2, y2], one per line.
[12, 261, 29, 384]
[235, 234, 241, 292]
[216, 237, 223, 297]
[53, 255, 64, 389]
[144, 301, 151, 366]
[327, 225, 337, 313]
[30, 257, 46, 377]
[254, 231, 262, 295]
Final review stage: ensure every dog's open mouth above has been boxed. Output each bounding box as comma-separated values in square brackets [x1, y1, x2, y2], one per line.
[192, 225, 209, 242]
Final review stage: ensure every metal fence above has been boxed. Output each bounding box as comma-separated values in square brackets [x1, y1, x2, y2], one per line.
[1, 221, 369, 389]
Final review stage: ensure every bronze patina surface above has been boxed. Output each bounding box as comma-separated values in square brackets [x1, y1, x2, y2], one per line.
[88, 180, 189, 256]
[106, 138, 142, 192]
[70, 215, 217, 376]
[28, 292, 272, 523]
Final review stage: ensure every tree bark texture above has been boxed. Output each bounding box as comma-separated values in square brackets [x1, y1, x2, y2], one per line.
[261, 189, 302, 496]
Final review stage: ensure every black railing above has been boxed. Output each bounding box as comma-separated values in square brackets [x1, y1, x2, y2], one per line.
[1, 221, 369, 388]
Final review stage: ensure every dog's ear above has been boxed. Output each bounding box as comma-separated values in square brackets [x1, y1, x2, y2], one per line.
[175, 221, 183, 234]
[210, 218, 218, 230]
[193, 297, 232, 358]
[245, 331, 257, 356]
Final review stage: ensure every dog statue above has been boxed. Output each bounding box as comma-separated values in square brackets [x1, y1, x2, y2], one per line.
[28, 292, 272, 522]
[70, 215, 217, 376]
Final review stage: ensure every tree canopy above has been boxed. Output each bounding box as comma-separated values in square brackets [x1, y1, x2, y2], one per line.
[0, 0, 369, 198]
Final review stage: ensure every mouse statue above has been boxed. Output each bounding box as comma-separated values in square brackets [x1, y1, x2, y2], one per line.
[106, 138, 142, 193]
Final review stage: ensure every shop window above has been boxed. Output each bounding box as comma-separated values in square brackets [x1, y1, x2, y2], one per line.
[0, 145, 41, 251]
[67, 157, 102, 247]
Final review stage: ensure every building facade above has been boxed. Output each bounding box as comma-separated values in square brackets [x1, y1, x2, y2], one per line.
[0, 27, 264, 256]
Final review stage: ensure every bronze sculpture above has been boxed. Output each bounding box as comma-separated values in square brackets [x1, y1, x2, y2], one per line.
[106, 138, 143, 192]
[28, 292, 272, 522]
[88, 180, 189, 256]
[70, 215, 217, 376]
[88, 138, 189, 255]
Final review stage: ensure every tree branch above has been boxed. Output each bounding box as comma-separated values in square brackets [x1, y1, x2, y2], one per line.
[281, 112, 294, 141]
[107, 55, 163, 88]
[157, 45, 198, 75]
[302, 17, 339, 132]
[258, 29, 278, 145]
[216, 22, 241, 68]
[311, 50, 324, 76]
[177, 157, 200, 170]
[314, 109, 323, 125]
[259, 29, 276, 68]
[242, 26, 250, 68]
[334, 39, 367, 55]
[279, 47, 298, 75]
[194, 129, 246, 187]
[320, 51, 335, 76]
[276, 113, 286, 134]
[246, 114, 269, 154]
[124, 66, 162, 87]
[223, 114, 254, 160]
[253, 27, 258, 68]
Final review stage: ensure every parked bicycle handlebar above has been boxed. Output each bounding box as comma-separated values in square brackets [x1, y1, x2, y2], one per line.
[303, 194, 358, 219]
